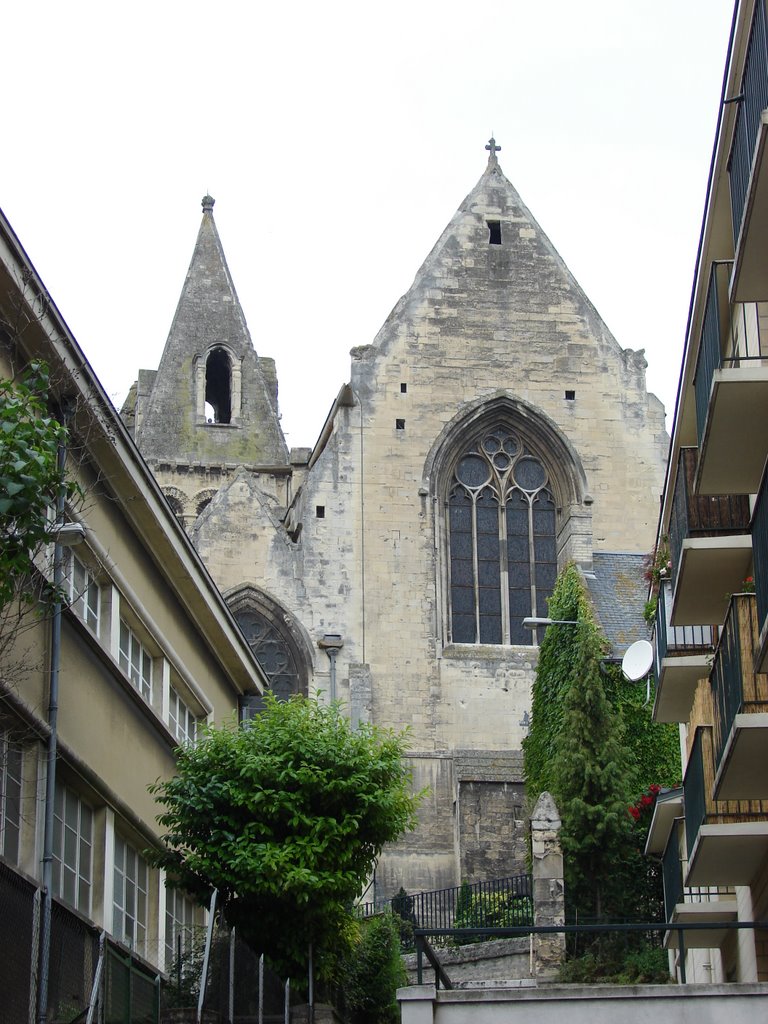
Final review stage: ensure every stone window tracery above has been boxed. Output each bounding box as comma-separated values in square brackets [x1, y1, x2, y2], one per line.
[232, 603, 307, 700]
[447, 424, 557, 646]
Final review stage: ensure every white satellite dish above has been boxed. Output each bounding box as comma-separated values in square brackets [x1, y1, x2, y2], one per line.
[621, 640, 654, 682]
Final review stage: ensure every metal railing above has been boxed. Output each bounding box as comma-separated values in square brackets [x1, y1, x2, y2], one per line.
[661, 822, 683, 924]
[684, 727, 708, 862]
[357, 874, 533, 933]
[728, 0, 768, 243]
[711, 593, 768, 770]
[754, 463, 768, 635]
[668, 449, 750, 591]
[654, 582, 714, 668]
[414, 920, 768, 987]
[694, 261, 767, 450]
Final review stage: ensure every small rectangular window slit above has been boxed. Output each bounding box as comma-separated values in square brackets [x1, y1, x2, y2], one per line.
[565, 390, 576, 401]
[400, 382, 407, 393]
[316, 505, 325, 519]
[487, 220, 502, 245]
[396, 419, 406, 431]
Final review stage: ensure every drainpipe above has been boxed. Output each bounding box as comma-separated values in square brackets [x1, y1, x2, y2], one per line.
[318, 634, 344, 701]
[38, 430, 85, 1024]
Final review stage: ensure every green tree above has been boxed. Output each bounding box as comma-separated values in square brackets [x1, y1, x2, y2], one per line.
[0, 360, 74, 612]
[150, 694, 422, 979]
[523, 564, 634, 920]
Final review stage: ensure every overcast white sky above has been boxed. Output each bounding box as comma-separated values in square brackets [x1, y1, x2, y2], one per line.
[2, 1, 734, 448]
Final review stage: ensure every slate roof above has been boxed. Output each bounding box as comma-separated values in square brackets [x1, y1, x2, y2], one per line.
[584, 552, 650, 658]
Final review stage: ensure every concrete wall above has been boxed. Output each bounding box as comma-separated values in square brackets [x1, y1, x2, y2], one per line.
[398, 983, 768, 1024]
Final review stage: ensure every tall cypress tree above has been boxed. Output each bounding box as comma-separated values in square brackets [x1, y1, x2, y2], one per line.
[523, 564, 634, 921]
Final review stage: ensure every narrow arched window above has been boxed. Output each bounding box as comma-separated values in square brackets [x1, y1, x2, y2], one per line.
[447, 425, 557, 645]
[204, 348, 232, 424]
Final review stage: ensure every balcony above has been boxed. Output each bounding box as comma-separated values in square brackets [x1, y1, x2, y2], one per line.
[683, 725, 768, 887]
[661, 820, 737, 949]
[729, 0, 768, 301]
[653, 582, 716, 723]
[711, 594, 768, 800]
[693, 261, 768, 495]
[754, 464, 768, 670]
[668, 448, 751, 625]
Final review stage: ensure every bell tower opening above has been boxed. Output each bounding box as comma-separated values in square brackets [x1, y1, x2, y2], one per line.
[205, 348, 232, 424]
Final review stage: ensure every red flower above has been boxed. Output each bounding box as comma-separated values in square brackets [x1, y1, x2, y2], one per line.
[629, 806, 641, 820]
[641, 794, 653, 806]
[649, 784, 661, 794]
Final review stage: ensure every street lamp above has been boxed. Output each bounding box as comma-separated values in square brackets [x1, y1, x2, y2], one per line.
[522, 617, 580, 629]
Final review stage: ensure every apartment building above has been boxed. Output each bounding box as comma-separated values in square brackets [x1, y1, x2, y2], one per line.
[0, 207, 267, 1020]
[647, 0, 768, 985]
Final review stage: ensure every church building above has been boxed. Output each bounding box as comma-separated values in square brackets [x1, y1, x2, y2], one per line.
[122, 141, 668, 899]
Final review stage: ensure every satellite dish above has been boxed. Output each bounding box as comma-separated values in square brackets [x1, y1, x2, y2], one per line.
[621, 640, 654, 682]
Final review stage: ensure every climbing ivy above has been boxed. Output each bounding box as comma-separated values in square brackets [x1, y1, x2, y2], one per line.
[0, 361, 75, 611]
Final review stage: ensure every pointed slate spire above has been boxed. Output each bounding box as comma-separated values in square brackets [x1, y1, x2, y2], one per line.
[134, 196, 288, 467]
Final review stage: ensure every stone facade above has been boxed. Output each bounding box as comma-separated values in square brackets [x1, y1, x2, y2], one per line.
[125, 144, 668, 900]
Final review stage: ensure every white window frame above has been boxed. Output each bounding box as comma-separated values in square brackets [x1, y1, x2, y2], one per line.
[113, 834, 149, 956]
[164, 885, 198, 971]
[0, 730, 22, 864]
[168, 686, 198, 746]
[119, 619, 153, 702]
[52, 781, 93, 914]
[63, 550, 100, 633]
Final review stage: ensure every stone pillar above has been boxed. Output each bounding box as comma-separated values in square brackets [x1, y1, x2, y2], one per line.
[349, 663, 372, 728]
[530, 791, 565, 980]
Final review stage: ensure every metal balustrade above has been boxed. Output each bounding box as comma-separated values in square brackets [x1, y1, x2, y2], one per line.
[728, 0, 768, 242]
[684, 728, 707, 864]
[668, 449, 750, 591]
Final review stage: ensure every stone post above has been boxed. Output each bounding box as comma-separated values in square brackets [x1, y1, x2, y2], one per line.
[530, 791, 565, 980]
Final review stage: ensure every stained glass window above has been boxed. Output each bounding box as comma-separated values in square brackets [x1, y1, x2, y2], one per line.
[448, 426, 557, 645]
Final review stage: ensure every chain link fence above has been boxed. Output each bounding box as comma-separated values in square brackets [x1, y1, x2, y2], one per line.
[0, 861, 160, 1024]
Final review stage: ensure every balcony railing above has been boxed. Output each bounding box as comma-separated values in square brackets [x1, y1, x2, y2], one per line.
[755, 464, 768, 638]
[662, 821, 683, 922]
[684, 728, 708, 861]
[711, 594, 768, 769]
[728, 0, 768, 242]
[668, 448, 751, 590]
[655, 581, 714, 665]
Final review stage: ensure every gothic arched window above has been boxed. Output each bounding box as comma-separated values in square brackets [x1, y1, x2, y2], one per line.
[231, 600, 308, 701]
[447, 425, 557, 646]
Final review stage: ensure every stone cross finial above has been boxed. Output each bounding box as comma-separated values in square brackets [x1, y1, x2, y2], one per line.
[485, 137, 501, 164]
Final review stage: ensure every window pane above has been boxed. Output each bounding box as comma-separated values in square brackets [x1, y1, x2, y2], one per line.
[452, 613, 476, 644]
[451, 585, 474, 614]
[479, 615, 502, 644]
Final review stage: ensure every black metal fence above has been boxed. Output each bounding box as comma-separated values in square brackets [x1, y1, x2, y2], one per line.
[357, 874, 533, 939]
[414, 919, 768, 987]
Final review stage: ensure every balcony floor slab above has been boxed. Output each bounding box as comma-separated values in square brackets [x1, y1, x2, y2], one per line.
[654, 655, 712, 723]
[672, 537, 753, 625]
[696, 369, 768, 495]
[714, 713, 768, 800]
[664, 899, 738, 949]
[686, 821, 768, 886]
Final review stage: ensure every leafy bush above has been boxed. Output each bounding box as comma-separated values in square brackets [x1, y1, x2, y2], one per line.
[341, 914, 406, 1024]
[150, 694, 422, 979]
